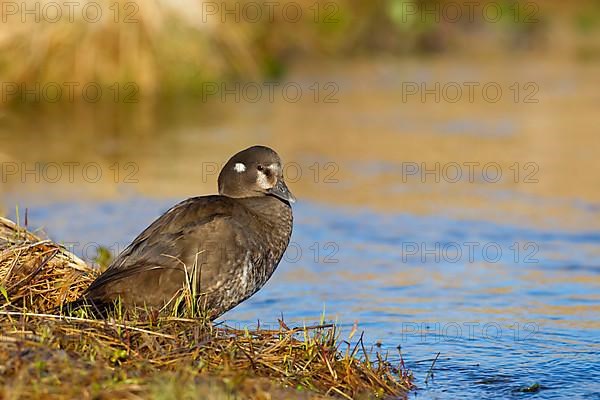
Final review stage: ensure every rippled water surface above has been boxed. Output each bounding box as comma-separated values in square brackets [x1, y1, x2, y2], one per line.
[1, 58, 599, 398]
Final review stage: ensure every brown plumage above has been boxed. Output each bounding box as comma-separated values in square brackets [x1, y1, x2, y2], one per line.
[67, 146, 294, 319]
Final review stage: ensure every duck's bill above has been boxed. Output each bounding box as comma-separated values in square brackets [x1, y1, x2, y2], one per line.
[269, 179, 296, 204]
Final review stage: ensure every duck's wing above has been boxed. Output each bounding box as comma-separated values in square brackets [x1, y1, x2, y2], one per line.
[81, 196, 252, 304]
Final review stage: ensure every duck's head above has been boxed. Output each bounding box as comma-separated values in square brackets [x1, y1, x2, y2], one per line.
[218, 145, 296, 204]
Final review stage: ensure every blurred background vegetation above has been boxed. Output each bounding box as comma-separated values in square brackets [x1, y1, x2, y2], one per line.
[1, 0, 599, 105]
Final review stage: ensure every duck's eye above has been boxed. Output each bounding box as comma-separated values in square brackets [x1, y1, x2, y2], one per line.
[257, 165, 264, 172]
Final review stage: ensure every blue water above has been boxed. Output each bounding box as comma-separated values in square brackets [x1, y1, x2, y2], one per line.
[6, 196, 600, 399]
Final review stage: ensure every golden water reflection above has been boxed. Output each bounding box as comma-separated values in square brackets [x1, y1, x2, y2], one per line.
[1, 56, 598, 231]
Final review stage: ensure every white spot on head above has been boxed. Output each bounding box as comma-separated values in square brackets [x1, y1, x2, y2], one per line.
[256, 170, 271, 189]
[233, 163, 246, 173]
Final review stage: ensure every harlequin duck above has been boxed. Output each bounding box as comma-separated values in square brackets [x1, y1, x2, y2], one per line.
[67, 146, 294, 319]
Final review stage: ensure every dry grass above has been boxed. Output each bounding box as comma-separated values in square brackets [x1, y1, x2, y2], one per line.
[0, 217, 413, 399]
[0, 0, 353, 102]
[0, 217, 96, 311]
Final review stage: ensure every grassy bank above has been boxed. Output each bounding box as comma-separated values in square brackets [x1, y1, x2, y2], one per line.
[3, 0, 598, 105]
[0, 217, 413, 399]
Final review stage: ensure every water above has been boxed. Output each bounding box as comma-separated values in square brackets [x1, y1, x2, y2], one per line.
[1, 57, 599, 398]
